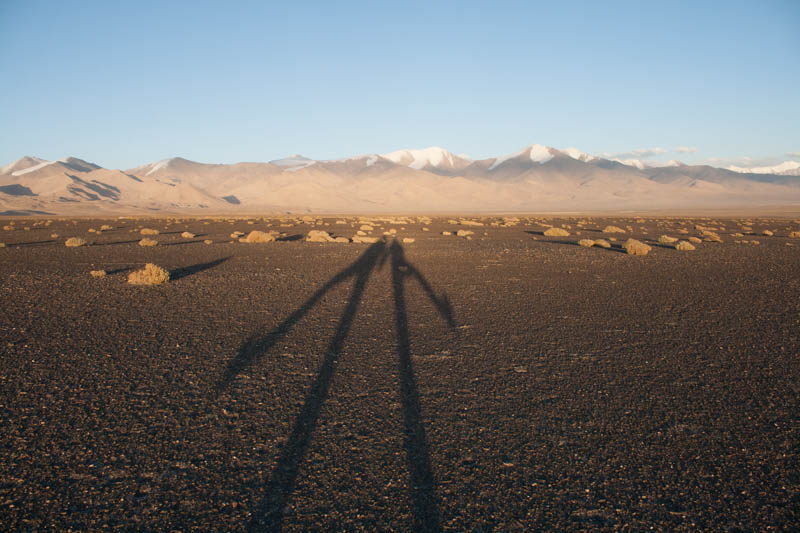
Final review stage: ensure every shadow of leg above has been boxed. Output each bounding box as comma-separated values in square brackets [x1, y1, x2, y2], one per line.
[247, 242, 385, 531]
[217, 242, 386, 393]
[390, 241, 443, 532]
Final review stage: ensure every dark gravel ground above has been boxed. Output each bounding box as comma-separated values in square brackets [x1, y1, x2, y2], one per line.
[1, 215, 799, 531]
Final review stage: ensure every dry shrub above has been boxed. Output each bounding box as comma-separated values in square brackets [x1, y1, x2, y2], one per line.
[128, 263, 170, 285]
[359, 224, 374, 231]
[138, 238, 158, 247]
[675, 240, 696, 251]
[789, 231, 800, 239]
[2, 225, 12, 231]
[623, 238, 652, 256]
[578, 239, 595, 247]
[442, 231, 452, 236]
[204, 239, 213, 245]
[457, 229, 475, 237]
[688, 236, 702, 244]
[241, 230, 276, 243]
[230, 231, 245, 238]
[100, 224, 113, 231]
[603, 225, 626, 233]
[140, 228, 159, 235]
[658, 235, 678, 244]
[90, 269, 107, 278]
[352, 235, 379, 244]
[0, 242, 5, 248]
[402, 237, 416, 243]
[306, 230, 335, 242]
[65, 237, 87, 247]
[594, 239, 611, 248]
[181, 231, 195, 238]
[543, 227, 569, 237]
[762, 230, 774, 236]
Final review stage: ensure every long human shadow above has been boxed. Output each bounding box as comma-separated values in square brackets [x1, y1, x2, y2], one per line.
[384, 239, 454, 532]
[242, 240, 387, 530]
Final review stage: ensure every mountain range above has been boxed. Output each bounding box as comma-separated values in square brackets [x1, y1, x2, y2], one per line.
[2, 145, 799, 215]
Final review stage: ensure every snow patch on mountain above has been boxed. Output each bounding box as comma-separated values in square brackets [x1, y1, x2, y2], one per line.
[12, 160, 56, 176]
[382, 147, 456, 170]
[270, 155, 316, 171]
[613, 158, 646, 170]
[728, 161, 800, 175]
[563, 147, 595, 162]
[1, 156, 48, 175]
[145, 159, 172, 176]
[490, 144, 554, 170]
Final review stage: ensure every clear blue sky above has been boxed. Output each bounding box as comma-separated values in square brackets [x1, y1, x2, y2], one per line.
[1, 0, 798, 169]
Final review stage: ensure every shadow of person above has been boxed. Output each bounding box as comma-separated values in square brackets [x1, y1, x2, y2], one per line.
[384, 239, 454, 532]
[221, 239, 454, 531]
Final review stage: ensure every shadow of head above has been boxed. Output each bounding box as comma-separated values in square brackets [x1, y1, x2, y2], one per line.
[385, 239, 456, 329]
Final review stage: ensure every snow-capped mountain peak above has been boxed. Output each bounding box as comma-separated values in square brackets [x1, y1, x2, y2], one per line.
[562, 147, 596, 162]
[1, 156, 49, 176]
[382, 146, 464, 170]
[728, 160, 800, 176]
[489, 144, 555, 170]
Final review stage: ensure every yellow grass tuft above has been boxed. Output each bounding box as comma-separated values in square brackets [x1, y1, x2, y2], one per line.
[578, 239, 595, 247]
[140, 228, 159, 235]
[128, 263, 170, 285]
[65, 237, 87, 247]
[623, 238, 652, 256]
[594, 239, 611, 248]
[543, 227, 569, 237]
[204, 239, 213, 245]
[90, 269, 107, 278]
[138, 238, 158, 247]
[100, 224, 113, 231]
[602, 225, 626, 233]
[181, 231, 195, 239]
[0, 242, 5, 248]
[658, 235, 678, 244]
[789, 231, 800, 239]
[240, 230, 276, 243]
[675, 240, 696, 251]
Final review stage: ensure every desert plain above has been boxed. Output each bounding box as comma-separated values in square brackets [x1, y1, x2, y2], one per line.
[1, 214, 798, 530]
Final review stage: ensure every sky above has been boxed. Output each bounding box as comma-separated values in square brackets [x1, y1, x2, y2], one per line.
[1, 0, 798, 170]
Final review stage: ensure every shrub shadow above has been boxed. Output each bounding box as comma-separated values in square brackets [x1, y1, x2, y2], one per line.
[276, 234, 303, 242]
[8, 240, 56, 247]
[170, 256, 231, 281]
[535, 238, 627, 254]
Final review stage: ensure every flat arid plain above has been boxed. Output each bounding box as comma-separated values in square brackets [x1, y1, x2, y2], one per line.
[1, 215, 798, 530]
